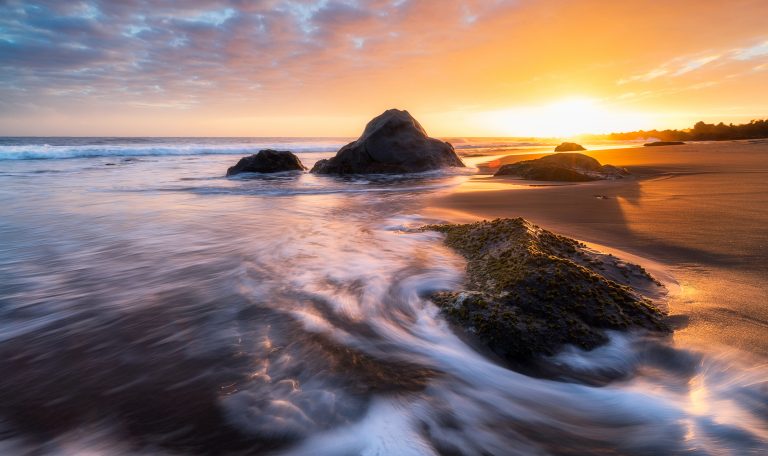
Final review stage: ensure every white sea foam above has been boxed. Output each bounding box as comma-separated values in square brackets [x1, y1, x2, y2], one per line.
[0, 137, 555, 160]
[0, 142, 342, 160]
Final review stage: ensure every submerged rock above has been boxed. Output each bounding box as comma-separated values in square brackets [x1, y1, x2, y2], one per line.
[494, 152, 628, 181]
[644, 141, 685, 147]
[422, 218, 669, 363]
[554, 142, 586, 152]
[310, 109, 465, 174]
[227, 150, 306, 176]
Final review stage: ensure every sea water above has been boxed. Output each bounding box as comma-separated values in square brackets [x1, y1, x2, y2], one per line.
[0, 137, 765, 455]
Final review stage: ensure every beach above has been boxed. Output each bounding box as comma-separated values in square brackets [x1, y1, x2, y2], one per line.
[0, 137, 766, 454]
[4, 0, 767, 452]
[433, 141, 768, 357]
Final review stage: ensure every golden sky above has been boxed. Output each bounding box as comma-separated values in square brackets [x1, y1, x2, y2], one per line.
[1, 0, 766, 137]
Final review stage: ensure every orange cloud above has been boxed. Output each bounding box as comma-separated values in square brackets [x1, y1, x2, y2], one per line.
[0, 0, 766, 136]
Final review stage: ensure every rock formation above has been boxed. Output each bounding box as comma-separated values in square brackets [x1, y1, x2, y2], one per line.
[422, 218, 670, 363]
[494, 153, 628, 181]
[554, 142, 586, 152]
[227, 150, 306, 176]
[311, 109, 465, 174]
[644, 141, 685, 147]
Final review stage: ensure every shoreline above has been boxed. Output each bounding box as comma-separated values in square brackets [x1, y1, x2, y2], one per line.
[1, 136, 767, 454]
[430, 141, 768, 358]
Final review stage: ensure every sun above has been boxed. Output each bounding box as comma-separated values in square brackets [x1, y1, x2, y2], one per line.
[464, 97, 654, 138]
[539, 98, 604, 137]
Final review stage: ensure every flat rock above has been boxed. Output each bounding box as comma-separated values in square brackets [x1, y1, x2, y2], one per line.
[310, 109, 465, 174]
[644, 141, 685, 147]
[227, 150, 306, 176]
[494, 152, 628, 181]
[422, 218, 669, 363]
[554, 142, 586, 152]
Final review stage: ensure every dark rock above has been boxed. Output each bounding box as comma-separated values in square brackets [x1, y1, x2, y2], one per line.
[535, 152, 601, 170]
[494, 153, 628, 181]
[421, 218, 670, 363]
[554, 142, 586, 152]
[500, 165, 597, 182]
[310, 109, 465, 174]
[644, 141, 685, 147]
[597, 164, 630, 176]
[226, 150, 306, 176]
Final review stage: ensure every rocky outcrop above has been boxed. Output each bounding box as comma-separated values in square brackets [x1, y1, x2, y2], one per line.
[554, 142, 586, 152]
[227, 150, 306, 176]
[422, 218, 669, 363]
[644, 141, 685, 147]
[310, 109, 465, 174]
[494, 153, 628, 181]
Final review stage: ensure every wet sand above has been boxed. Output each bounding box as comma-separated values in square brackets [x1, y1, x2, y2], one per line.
[429, 141, 768, 357]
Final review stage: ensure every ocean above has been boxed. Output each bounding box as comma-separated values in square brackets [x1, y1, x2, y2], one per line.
[0, 136, 559, 161]
[0, 137, 765, 454]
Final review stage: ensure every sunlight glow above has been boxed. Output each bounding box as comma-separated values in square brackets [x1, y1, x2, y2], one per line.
[465, 97, 656, 138]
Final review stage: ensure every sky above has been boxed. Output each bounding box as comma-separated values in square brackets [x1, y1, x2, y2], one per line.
[0, 0, 767, 137]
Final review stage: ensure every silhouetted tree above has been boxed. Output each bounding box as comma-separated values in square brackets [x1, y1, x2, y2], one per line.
[597, 119, 768, 141]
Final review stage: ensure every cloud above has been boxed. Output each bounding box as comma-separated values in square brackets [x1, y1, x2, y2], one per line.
[617, 67, 669, 85]
[618, 37, 768, 85]
[672, 54, 720, 76]
[0, 0, 766, 135]
[732, 40, 768, 61]
[0, 0, 521, 114]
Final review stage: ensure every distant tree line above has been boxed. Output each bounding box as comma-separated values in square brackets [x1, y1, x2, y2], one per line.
[590, 119, 768, 141]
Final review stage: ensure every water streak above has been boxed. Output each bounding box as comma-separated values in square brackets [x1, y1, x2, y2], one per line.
[0, 141, 765, 454]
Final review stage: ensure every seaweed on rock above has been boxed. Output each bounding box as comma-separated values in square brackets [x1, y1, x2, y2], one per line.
[421, 218, 670, 362]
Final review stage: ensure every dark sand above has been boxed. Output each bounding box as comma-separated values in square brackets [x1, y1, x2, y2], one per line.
[430, 141, 768, 357]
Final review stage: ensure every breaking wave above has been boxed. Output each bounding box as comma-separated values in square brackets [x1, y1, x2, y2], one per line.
[0, 137, 555, 160]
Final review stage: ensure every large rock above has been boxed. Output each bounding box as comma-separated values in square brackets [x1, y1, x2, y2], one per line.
[554, 142, 586, 152]
[494, 153, 628, 181]
[422, 218, 669, 363]
[227, 149, 306, 176]
[311, 109, 465, 174]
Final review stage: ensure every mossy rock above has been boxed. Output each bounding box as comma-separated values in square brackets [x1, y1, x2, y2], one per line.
[494, 153, 629, 181]
[422, 218, 669, 363]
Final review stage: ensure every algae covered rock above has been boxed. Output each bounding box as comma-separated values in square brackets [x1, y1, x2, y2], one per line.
[554, 142, 586, 152]
[422, 218, 669, 362]
[494, 153, 629, 181]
